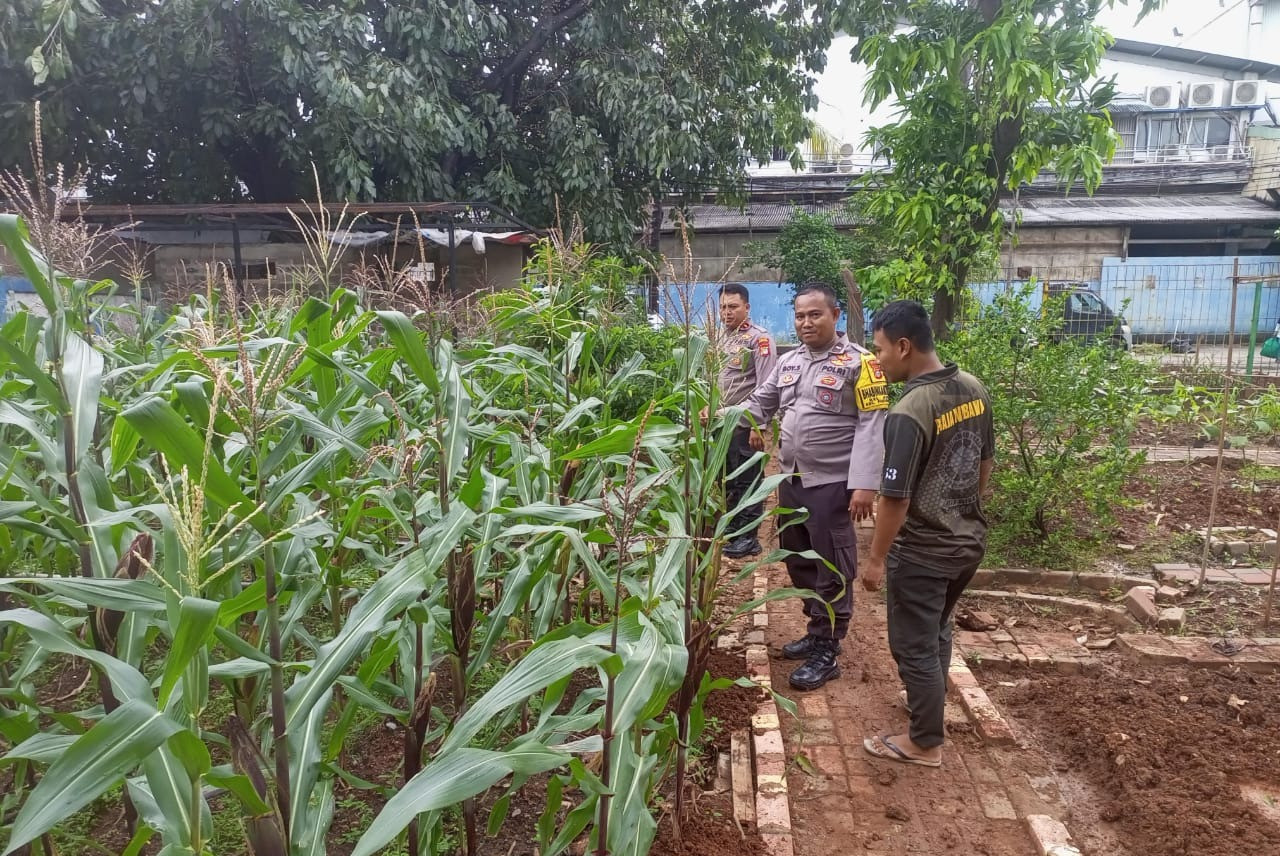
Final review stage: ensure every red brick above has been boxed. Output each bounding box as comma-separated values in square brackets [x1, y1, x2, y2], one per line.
[1016, 638, 1054, 670]
[810, 745, 847, 778]
[1025, 814, 1081, 856]
[955, 629, 993, 648]
[979, 788, 1018, 820]
[1166, 638, 1233, 669]
[957, 685, 1017, 746]
[756, 792, 792, 834]
[1117, 633, 1187, 665]
[800, 694, 830, 717]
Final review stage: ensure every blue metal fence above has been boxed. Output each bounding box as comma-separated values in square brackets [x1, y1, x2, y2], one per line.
[0, 275, 36, 323]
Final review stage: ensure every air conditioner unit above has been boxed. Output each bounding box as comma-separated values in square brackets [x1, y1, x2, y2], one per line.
[1231, 79, 1266, 107]
[838, 142, 855, 158]
[836, 157, 855, 174]
[1187, 81, 1222, 108]
[1144, 83, 1182, 110]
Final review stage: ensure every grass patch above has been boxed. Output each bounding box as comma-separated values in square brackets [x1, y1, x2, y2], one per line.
[983, 528, 1104, 572]
[1240, 463, 1280, 484]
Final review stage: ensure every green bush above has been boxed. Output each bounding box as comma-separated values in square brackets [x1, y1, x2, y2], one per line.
[942, 289, 1152, 566]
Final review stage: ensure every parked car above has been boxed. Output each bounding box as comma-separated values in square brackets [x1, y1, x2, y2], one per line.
[1044, 282, 1133, 350]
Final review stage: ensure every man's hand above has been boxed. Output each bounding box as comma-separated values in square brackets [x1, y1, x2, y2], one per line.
[748, 429, 765, 451]
[861, 554, 886, 592]
[848, 489, 875, 522]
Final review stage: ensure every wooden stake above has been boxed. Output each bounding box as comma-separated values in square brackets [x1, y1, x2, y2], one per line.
[1197, 259, 1239, 587]
[1265, 503, 1280, 629]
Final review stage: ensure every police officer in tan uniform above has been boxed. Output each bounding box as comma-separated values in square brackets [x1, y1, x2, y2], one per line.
[742, 281, 888, 690]
[717, 283, 778, 558]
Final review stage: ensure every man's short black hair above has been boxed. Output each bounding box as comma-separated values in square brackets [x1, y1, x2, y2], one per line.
[872, 300, 935, 352]
[794, 280, 840, 311]
[720, 282, 750, 303]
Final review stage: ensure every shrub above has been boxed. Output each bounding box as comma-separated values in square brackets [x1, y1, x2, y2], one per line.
[942, 289, 1152, 565]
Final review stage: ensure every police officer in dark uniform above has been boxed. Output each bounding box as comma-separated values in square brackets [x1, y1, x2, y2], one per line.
[741, 281, 888, 690]
[717, 283, 778, 558]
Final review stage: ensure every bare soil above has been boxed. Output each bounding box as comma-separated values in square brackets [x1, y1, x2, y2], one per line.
[964, 583, 1276, 638]
[651, 790, 766, 856]
[990, 665, 1280, 856]
[1116, 457, 1279, 536]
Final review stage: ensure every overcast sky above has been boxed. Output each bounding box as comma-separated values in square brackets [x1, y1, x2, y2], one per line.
[1097, 0, 1259, 56]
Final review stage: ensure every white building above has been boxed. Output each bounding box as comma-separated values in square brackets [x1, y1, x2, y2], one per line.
[750, 2, 1280, 177]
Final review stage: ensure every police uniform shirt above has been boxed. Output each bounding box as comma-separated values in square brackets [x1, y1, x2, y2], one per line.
[718, 320, 778, 406]
[743, 333, 888, 489]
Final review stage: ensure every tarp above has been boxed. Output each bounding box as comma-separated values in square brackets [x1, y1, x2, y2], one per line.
[416, 229, 536, 254]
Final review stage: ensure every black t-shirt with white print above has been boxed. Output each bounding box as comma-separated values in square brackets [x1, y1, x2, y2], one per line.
[880, 364, 994, 571]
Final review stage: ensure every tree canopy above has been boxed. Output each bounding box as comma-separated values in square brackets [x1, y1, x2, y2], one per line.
[0, 0, 834, 242]
[840, 0, 1164, 334]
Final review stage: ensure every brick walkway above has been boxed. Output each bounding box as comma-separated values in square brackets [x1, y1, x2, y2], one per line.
[763, 561, 1062, 856]
[1134, 444, 1280, 466]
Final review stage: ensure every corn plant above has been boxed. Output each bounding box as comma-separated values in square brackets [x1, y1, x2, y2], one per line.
[0, 210, 794, 856]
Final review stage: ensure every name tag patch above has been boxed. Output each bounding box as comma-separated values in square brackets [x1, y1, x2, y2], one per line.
[855, 353, 889, 411]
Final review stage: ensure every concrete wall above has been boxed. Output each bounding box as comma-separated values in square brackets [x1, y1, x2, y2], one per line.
[1001, 226, 1128, 281]
[1246, 125, 1280, 203]
[0, 236, 529, 319]
[668, 224, 1126, 292]
[659, 231, 779, 283]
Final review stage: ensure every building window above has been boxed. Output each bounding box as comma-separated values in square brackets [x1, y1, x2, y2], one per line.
[1186, 116, 1232, 148]
[1137, 117, 1179, 150]
[1136, 115, 1235, 152]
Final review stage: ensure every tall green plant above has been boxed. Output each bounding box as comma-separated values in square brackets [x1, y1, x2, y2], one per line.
[841, 0, 1165, 334]
[943, 288, 1150, 564]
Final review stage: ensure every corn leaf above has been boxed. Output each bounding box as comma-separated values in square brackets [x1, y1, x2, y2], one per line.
[351, 745, 568, 856]
[5, 700, 181, 854]
[59, 331, 103, 466]
[158, 597, 220, 707]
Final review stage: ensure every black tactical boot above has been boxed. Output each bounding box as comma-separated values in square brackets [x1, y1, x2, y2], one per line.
[780, 634, 843, 661]
[788, 638, 841, 691]
[722, 534, 762, 559]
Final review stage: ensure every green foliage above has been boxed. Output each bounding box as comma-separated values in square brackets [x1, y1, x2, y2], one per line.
[0, 211, 787, 856]
[942, 288, 1151, 565]
[1, 0, 833, 243]
[743, 204, 900, 307]
[838, 0, 1166, 332]
[1140, 379, 1280, 447]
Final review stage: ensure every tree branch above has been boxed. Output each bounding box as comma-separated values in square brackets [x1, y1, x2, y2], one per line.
[483, 0, 594, 105]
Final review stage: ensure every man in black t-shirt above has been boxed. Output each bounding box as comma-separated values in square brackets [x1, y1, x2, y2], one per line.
[859, 300, 994, 768]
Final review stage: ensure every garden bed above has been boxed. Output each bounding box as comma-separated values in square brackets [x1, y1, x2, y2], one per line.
[962, 583, 1278, 639]
[988, 666, 1280, 856]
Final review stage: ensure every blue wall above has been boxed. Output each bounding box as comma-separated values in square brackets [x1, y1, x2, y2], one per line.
[0, 276, 35, 323]
[677, 256, 1280, 342]
[1099, 257, 1280, 339]
[658, 281, 802, 343]
[970, 258, 1280, 338]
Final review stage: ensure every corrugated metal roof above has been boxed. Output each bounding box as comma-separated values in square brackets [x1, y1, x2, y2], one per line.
[1006, 193, 1280, 226]
[1110, 38, 1280, 81]
[664, 193, 1280, 232]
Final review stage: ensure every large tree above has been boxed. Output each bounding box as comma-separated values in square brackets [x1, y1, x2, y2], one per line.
[841, 0, 1163, 335]
[0, 0, 834, 242]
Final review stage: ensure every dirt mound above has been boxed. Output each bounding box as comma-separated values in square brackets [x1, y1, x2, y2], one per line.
[996, 668, 1280, 856]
